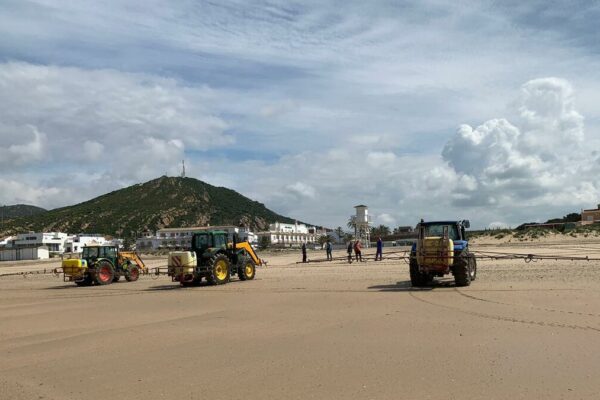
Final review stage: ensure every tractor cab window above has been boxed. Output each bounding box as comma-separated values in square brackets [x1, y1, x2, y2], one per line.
[102, 247, 117, 258]
[194, 234, 209, 248]
[83, 247, 98, 258]
[213, 234, 227, 248]
[425, 225, 459, 241]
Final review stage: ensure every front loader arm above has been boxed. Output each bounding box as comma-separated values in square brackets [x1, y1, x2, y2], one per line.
[231, 242, 263, 266]
[118, 251, 147, 272]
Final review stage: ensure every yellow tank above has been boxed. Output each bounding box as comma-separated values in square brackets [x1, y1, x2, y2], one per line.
[168, 251, 197, 276]
[62, 259, 88, 277]
[417, 237, 454, 268]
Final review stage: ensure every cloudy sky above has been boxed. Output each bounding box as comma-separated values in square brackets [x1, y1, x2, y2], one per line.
[1, 1, 600, 229]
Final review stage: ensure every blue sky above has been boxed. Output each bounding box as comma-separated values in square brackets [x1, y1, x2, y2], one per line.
[1, 1, 600, 229]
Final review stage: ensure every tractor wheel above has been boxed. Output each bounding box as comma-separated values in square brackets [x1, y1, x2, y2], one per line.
[409, 256, 429, 287]
[75, 274, 93, 286]
[453, 256, 471, 287]
[125, 265, 140, 282]
[468, 254, 477, 281]
[238, 258, 256, 281]
[206, 254, 231, 285]
[94, 261, 115, 285]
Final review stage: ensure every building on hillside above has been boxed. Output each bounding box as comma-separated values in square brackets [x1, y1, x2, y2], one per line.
[581, 205, 600, 225]
[255, 221, 327, 247]
[135, 225, 257, 251]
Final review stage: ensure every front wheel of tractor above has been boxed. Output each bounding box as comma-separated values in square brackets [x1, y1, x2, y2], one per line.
[238, 258, 256, 281]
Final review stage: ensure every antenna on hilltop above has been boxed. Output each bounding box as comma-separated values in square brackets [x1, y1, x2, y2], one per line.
[181, 160, 186, 178]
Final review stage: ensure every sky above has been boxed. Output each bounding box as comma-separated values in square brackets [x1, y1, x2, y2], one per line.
[1, 0, 600, 230]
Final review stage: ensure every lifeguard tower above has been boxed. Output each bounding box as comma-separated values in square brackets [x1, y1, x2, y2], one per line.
[351, 205, 371, 248]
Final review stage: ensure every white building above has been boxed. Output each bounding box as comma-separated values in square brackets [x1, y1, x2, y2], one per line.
[7, 232, 69, 253]
[64, 234, 112, 253]
[1, 232, 121, 256]
[136, 225, 257, 251]
[256, 221, 326, 247]
[0, 247, 49, 261]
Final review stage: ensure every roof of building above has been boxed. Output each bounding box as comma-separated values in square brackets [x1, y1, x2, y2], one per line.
[354, 204, 367, 208]
[156, 225, 237, 232]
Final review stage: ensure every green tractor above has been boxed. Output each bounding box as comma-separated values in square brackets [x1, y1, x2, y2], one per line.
[59, 245, 146, 286]
[168, 230, 263, 286]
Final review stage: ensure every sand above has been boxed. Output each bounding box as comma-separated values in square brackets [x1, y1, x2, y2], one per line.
[1, 242, 600, 399]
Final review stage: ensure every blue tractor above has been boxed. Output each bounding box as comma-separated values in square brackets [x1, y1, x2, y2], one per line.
[409, 220, 476, 287]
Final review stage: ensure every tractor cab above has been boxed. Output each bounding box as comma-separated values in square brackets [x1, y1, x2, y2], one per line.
[82, 245, 118, 265]
[191, 231, 229, 258]
[418, 220, 470, 242]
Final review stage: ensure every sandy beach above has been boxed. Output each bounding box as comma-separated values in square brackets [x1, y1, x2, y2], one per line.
[2, 240, 600, 399]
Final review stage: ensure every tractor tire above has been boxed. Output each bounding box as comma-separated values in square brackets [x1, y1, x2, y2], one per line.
[125, 265, 140, 282]
[468, 254, 477, 281]
[75, 274, 93, 286]
[206, 254, 231, 285]
[453, 256, 471, 287]
[238, 258, 256, 281]
[409, 256, 430, 287]
[94, 261, 115, 285]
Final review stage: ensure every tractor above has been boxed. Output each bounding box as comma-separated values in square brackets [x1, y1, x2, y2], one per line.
[59, 245, 146, 286]
[168, 230, 263, 286]
[409, 220, 476, 287]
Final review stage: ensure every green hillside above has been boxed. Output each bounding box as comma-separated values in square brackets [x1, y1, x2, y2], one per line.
[0, 176, 295, 237]
[0, 204, 47, 219]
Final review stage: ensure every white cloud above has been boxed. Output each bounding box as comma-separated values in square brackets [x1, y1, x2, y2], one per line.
[0, 124, 46, 166]
[0, 62, 231, 205]
[286, 182, 316, 199]
[441, 77, 600, 211]
[488, 222, 510, 230]
[376, 213, 396, 226]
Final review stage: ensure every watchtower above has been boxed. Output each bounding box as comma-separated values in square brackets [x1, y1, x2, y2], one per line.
[352, 205, 371, 248]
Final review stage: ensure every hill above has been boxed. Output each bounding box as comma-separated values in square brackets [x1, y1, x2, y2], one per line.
[0, 204, 47, 219]
[0, 176, 296, 237]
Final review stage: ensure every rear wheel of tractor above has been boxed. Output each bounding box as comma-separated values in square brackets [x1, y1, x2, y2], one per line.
[238, 258, 256, 281]
[468, 254, 477, 281]
[94, 261, 115, 285]
[207, 254, 230, 285]
[409, 256, 429, 287]
[125, 265, 140, 282]
[454, 256, 471, 287]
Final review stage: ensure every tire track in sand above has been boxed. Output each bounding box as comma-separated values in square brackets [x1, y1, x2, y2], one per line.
[408, 291, 600, 333]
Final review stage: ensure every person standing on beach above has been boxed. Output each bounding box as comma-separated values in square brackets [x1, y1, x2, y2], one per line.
[301, 242, 307, 263]
[326, 239, 333, 261]
[354, 240, 362, 262]
[347, 241, 353, 263]
[375, 237, 383, 261]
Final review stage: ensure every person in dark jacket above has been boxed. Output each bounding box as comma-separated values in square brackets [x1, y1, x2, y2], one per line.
[301, 242, 307, 263]
[347, 241, 353, 263]
[375, 237, 383, 261]
[326, 240, 333, 261]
